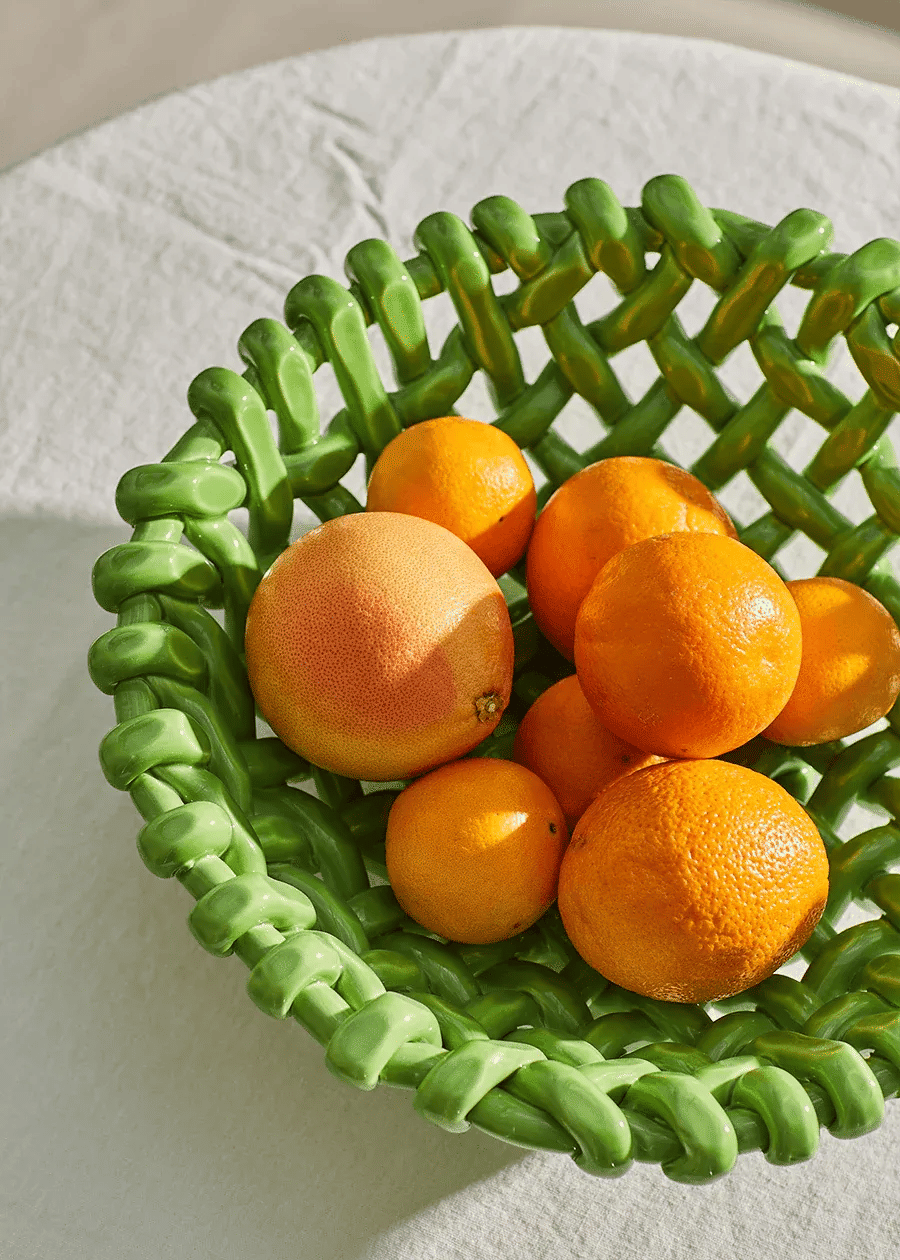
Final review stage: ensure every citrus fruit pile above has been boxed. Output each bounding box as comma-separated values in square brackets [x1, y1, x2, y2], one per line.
[244, 416, 900, 1006]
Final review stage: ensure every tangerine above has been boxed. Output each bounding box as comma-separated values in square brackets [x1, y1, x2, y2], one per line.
[365, 416, 536, 577]
[765, 576, 900, 746]
[512, 674, 663, 828]
[385, 758, 567, 944]
[574, 532, 802, 758]
[525, 456, 736, 659]
[557, 759, 829, 1003]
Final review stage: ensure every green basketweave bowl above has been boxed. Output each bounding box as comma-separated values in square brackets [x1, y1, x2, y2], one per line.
[89, 175, 900, 1184]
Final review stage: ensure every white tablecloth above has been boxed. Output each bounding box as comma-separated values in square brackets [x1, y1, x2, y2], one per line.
[2, 27, 899, 1260]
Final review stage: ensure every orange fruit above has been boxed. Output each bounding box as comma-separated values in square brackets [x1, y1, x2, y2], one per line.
[385, 758, 567, 944]
[244, 512, 514, 781]
[365, 416, 536, 577]
[765, 577, 900, 746]
[526, 456, 736, 659]
[512, 674, 664, 828]
[574, 532, 802, 759]
[557, 759, 829, 1003]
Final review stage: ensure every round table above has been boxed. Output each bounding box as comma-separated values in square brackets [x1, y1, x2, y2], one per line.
[2, 28, 898, 1260]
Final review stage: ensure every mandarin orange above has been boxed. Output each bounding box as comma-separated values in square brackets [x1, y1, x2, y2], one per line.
[385, 758, 567, 944]
[365, 416, 536, 577]
[765, 576, 900, 746]
[512, 674, 663, 828]
[557, 759, 829, 1003]
[574, 532, 802, 759]
[525, 456, 736, 659]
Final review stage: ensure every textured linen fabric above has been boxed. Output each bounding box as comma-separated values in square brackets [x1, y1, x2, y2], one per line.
[0, 28, 898, 1260]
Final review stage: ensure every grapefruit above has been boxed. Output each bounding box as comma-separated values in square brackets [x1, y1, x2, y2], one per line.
[244, 512, 514, 780]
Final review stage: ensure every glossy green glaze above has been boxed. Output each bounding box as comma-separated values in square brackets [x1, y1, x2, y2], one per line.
[502, 1056, 634, 1175]
[752, 1030, 885, 1138]
[624, 1073, 739, 1183]
[90, 176, 900, 1181]
[730, 1065, 821, 1164]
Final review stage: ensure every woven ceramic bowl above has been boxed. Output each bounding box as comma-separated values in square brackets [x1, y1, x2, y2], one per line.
[89, 175, 900, 1183]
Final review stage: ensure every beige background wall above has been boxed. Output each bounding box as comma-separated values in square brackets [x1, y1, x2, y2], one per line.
[1, 0, 899, 174]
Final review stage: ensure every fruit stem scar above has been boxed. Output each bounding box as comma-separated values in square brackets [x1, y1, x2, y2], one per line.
[475, 692, 503, 722]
